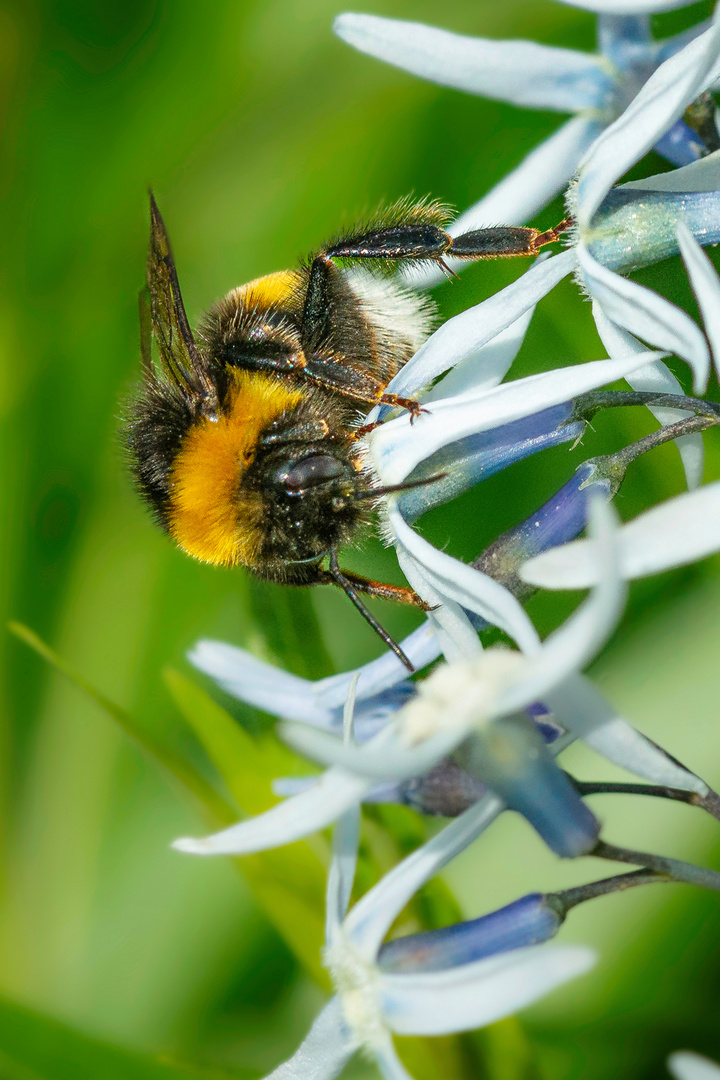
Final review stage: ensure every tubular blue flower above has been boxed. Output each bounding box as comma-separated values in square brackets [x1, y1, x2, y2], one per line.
[335, 3, 713, 287]
[570, 14, 720, 389]
[377, 893, 564, 974]
[367, 344, 667, 640]
[282, 501, 708, 847]
[260, 807, 595, 1080]
[522, 478, 720, 589]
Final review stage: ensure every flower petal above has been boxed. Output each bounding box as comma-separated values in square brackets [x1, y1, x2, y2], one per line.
[281, 720, 466, 785]
[371, 345, 667, 486]
[577, 15, 720, 225]
[189, 640, 330, 724]
[396, 405, 580, 524]
[498, 497, 625, 717]
[390, 508, 541, 653]
[591, 301, 704, 490]
[668, 1053, 720, 1080]
[172, 767, 370, 855]
[191, 630, 437, 723]
[654, 19, 714, 65]
[345, 793, 504, 959]
[544, 673, 708, 795]
[333, 15, 608, 111]
[422, 308, 535, 400]
[379, 944, 596, 1036]
[579, 244, 710, 391]
[677, 219, 720, 378]
[264, 997, 352, 1080]
[560, 0, 700, 10]
[383, 250, 576, 400]
[407, 117, 601, 288]
[326, 806, 361, 942]
[374, 1038, 416, 1080]
[522, 480, 720, 587]
[394, 546, 482, 662]
[620, 147, 720, 193]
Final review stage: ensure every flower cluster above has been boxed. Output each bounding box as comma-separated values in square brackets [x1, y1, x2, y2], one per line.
[173, 3, 720, 1077]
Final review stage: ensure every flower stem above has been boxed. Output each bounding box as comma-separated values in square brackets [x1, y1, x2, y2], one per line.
[571, 389, 720, 425]
[553, 868, 669, 913]
[569, 775, 720, 823]
[592, 839, 720, 893]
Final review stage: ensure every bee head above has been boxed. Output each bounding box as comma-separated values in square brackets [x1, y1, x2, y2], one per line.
[152, 370, 365, 579]
[247, 440, 366, 574]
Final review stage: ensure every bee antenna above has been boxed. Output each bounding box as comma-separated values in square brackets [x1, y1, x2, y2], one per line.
[326, 552, 415, 673]
[353, 471, 447, 502]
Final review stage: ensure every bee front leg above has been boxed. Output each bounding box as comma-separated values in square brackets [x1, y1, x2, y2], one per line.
[333, 568, 431, 610]
[320, 553, 429, 671]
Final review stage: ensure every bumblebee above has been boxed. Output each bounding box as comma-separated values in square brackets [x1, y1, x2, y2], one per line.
[124, 194, 567, 668]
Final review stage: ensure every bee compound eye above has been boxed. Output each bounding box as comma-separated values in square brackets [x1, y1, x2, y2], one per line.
[277, 454, 347, 493]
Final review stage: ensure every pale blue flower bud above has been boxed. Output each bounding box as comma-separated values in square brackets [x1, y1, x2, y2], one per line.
[456, 714, 600, 857]
[377, 893, 563, 973]
[583, 187, 720, 274]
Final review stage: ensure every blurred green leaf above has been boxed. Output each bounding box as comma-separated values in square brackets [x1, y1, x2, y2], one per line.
[162, 667, 299, 815]
[7, 622, 233, 824]
[0, 991, 246, 1080]
[163, 667, 330, 987]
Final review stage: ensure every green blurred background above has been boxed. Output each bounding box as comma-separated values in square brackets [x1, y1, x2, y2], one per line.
[2, 0, 720, 1077]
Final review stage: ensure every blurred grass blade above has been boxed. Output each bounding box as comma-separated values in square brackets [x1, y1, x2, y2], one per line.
[162, 667, 302, 813]
[8, 621, 233, 824]
[0, 991, 247, 1080]
[164, 667, 330, 985]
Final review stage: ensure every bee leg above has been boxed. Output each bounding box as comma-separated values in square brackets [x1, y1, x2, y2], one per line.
[447, 218, 572, 259]
[323, 554, 419, 671]
[335, 568, 431, 610]
[311, 217, 571, 268]
[376, 393, 426, 423]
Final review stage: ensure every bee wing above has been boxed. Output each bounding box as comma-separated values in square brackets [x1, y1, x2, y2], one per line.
[147, 193, 213, 396]
[138, 286, 152, 377]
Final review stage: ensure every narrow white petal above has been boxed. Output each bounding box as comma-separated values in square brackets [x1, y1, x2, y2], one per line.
[379, 945, 596, 1036]
[191, 625, 441, 723]
[345, 794, 504, 959]
[407, 117, 599, 289]
[522, 480, 720, 588]
[620, 147, 720, 193]
[384, 250, 576, 399]
[311, 622, 441, 711]
[281, 721, 465, 785]
[264, 998, 352, 1080]
[422, 308, 535, 400]
[326, 807, 361, 943]
[669, 1052, 720, 1080]
[395, 547, 482, 662]
[592, 302, 704, 489]
[189, 640, 328, 724]
[577, 17, 720, 225]
[545, 673, 707, 794]
[390, 509, 541, 653]
[580, 244, 710, 391]
[334, 15, 606, 111]
[558, 0, 702, 10]
[371, 346, 667, 486]
[172, 768, 370, 855]
[374, 1038, 416, 1080]
[499, 498, 625, 717]
[677, 220, 720, 377]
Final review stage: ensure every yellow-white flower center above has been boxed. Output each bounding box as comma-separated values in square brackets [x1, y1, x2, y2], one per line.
[324, 935, 386, 1052]
[400, 647, 525, 743]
